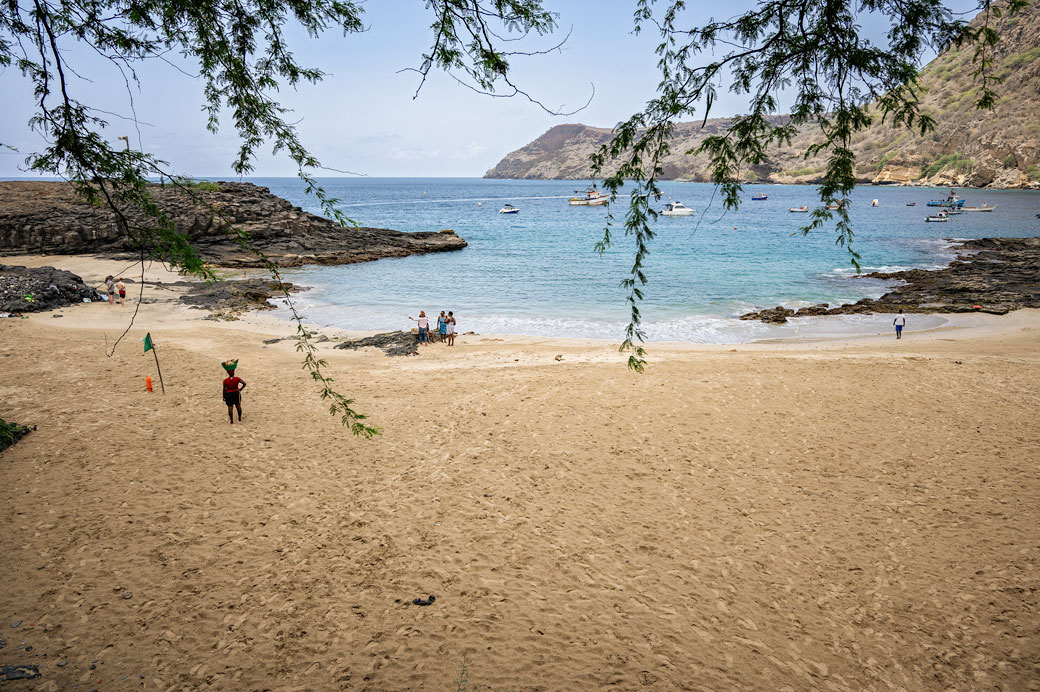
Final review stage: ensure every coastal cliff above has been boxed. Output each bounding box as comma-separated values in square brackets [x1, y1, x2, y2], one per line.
[0, 181, 466, 267]
[486, 3, 1040, 189]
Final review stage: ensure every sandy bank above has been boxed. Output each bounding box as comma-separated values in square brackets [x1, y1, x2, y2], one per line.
[1, 254, 1038, 691]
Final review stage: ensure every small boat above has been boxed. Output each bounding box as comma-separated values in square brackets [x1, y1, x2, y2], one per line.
[871, 199, 879, 207]
[961, 204, 996, 212]
[660, 201, 694, 216]
[751, 193, 768, 201]
[945, 209, 964, 215]
[925, 212, 949, 222]
[906, 202, 916, 206]
[569, 184, 608, 206]
[788, 205, 810, 213]
[927, 189, 965, 207]
[498, 204, 519, 214]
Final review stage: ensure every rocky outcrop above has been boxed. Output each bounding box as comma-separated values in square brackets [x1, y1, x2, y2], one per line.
[333, 331, 420, 357]
[740, 237, 1040, 322]
[486, 3, 1040, 189]
[0, 181, 467, 267]
[179, 278, 300, 319]
[0, 264, 103, 313]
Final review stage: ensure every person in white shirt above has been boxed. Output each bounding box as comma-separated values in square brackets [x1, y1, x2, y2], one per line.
[409, 311, 431, 345]
[893, 309, 906, 339]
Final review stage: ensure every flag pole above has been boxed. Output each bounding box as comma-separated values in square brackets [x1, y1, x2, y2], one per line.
[144, 333, 166, 394]
[152, 343, 165, 394]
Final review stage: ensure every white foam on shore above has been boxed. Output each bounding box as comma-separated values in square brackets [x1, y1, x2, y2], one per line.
[271, 298, 948, 345]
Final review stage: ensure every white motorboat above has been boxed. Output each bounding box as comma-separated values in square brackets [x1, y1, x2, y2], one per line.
[925, 212, 948, 222]
[499, 204, 519, 214]
[788, 205, 810, 213]
[961, 204, 996, 212]
[660, 201, 694, 216]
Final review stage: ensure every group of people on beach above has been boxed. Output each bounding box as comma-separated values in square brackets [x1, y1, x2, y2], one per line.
[103, 275, 127, 306]
[408, 310, 457, 346]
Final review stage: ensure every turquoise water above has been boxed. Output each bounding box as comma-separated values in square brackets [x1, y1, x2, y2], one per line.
[256, 177, 1040, 342]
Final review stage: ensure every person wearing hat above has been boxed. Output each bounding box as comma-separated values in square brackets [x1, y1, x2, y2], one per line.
[222, 360, 246, 424]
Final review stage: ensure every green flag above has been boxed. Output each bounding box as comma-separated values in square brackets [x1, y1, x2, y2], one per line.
[143, 333, 154, 353]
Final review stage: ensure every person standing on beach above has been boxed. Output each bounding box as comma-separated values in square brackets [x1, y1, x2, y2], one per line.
[437, 311, 448, 343]
[104, 276, 115, 306]
[446, 311, 456, 346]
[409, 311, 430, 345]
[115, 277, 127, 307]
[893, 310, 906, 339]
[222, 368, 246, 424]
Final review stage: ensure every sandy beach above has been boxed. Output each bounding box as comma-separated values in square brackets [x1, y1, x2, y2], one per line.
[1, 255, 1038, 691]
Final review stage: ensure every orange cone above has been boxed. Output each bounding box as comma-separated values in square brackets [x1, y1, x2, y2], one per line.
[146, 376, 153, 392]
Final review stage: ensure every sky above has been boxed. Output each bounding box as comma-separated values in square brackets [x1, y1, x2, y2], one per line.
[0, 0, 983, 179]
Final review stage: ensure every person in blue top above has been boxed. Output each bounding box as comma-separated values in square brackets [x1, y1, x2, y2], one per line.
[437, 311, 448, 343]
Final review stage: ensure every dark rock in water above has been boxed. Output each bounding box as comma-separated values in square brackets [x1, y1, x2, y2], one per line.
[0, 664, 40, 681]
[0, 181, 467, 267]
[0, 264, 102, 313]
[741, 237, 1040, 322]
[180, 279, 299, 318]
[334, 331, 419, 357]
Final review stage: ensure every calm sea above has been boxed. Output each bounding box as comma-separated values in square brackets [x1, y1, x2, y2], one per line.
[255, 177, 1039, 343]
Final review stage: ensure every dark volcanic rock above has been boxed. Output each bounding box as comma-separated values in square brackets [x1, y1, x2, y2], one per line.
[0, 181, 467, 267]
[740, 237, 1040, 322]
[0, 264, 103, 313]
[180, 279, 299, 317]
[333, 331, 419, 357]
[0, 664, 40, 681]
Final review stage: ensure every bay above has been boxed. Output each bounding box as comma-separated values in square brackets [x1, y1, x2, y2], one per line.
[256, 177, 1040, 342]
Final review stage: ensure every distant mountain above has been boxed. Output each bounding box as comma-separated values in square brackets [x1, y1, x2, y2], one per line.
[485, 3, 1040, 188]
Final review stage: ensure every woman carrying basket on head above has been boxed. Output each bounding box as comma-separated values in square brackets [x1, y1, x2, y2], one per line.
[221, 360, 246, 424]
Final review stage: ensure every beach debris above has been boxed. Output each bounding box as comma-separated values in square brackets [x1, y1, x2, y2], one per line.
[334, 331, 419, 357]
[412, 595, 436, 606]
[554, 354, 563, 361]
[122, 592, 133, 600]
[0, 665, 40, 681]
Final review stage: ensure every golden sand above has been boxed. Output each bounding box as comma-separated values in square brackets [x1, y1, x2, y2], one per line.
[1, 256, 1038, 691]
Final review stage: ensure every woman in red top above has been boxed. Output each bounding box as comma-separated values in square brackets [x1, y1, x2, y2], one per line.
[222, 368, 247, 424]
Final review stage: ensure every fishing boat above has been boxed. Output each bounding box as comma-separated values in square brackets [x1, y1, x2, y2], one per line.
[925, 212, 949, 222]
[906, 202, 916, 206]
[498, 204, 519, 214]
[751, 193, 768, 201]
[568, 187, 608, 206]
[961, 204, 996, 212]
[788, 205, 810, 213]
[927, 189, 965, 207]
[660, 201, 694, 216]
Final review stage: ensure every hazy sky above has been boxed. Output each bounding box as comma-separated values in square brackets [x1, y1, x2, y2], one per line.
[0, 0, 981, 178]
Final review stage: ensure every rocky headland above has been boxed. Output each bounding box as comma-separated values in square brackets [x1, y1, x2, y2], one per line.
[486, 3, 1040, 188]
[0, 181, 466, 267]
[740, 237, 1040, 323]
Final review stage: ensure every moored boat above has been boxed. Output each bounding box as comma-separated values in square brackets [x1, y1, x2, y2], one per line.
[498, 204, 519, 214]
[751, 193, 768, 201]
[660, 201, 694, 216]
[788, 205, 810, 213]
[906, 202, 916, 206]
[927, 189, 965, 207]
[961, 204, 996, 212]
[925, 212, 949, 222]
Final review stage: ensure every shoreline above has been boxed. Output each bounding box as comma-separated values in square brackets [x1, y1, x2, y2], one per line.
[3, 252, 1037, 349]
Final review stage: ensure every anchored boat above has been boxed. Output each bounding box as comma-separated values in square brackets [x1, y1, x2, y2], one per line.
[660, 201, 695, 216]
